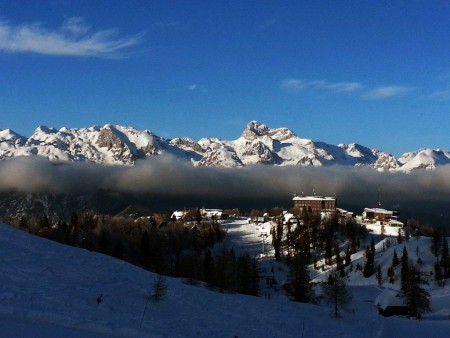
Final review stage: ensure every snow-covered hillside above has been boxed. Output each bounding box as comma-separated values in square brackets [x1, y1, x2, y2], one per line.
[1, 221, 449, 337]
[398, 149, 450, 171]
[0, 121, 449, 171]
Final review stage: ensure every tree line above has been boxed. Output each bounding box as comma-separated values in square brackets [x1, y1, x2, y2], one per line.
[7, 209, 259, 296]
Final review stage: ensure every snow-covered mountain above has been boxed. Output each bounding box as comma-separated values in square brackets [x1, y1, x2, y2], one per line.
[0, 125, 198, 165]
[0, 121, 448, 171]
[398, 149, 450, 171]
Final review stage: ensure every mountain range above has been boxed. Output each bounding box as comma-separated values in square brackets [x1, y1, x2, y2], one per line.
[1, 121, 450, 171]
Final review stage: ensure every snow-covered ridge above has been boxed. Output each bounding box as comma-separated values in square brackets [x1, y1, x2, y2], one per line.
[0, 121, 448, 171]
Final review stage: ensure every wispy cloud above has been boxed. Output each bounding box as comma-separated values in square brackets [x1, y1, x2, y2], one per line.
[310, 80, 364, 92]
[0, 17, 144, 58]
[280, 78, 306, 92]
[429, 88, 450, 100]
[363, 86, 413, 100]
[280, 78, 363, 93]
[186, 84, 207, 92]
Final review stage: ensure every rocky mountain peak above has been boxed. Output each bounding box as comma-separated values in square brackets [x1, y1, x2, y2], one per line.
[97, 125, 125, 150]
[241, 121, 270, 140]
[241, 120, 296, 141]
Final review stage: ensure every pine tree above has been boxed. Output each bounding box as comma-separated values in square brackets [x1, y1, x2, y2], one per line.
[288, 254, 314, 303]
[203, 249, 214, 285]
[363, 246, 375, 277]
[213, 249, 237, 292]
[376, 264, 382, 285]
[431, 229, 441, 257]
[392, 249, 400, 267]
[345, 247, 351, 267]
[322, 270, 352, 318]
[403, 264, 430, 317]
[401, 246, 409, 290]
[387, 266, 395, 283]
[440, 235, 450, 279]
[251, 258, 261, 296]
[236, 254, 260, 296]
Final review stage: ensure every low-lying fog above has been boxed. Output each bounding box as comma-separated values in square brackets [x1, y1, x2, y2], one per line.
[1, 155, 449, 229]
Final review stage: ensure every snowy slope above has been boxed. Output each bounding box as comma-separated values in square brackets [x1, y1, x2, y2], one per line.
[0, 221, 449, 337]
[398, 149, 450, 171]
[0, 125, 198, 165]
[0, 121, 449, 171]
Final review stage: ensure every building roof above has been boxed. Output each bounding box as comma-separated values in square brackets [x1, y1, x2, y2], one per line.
[374, 288, 405, 310]
[292, 196, 336, 201]
[364, 208, 394, 215]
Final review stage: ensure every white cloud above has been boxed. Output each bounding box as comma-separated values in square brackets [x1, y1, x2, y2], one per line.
[310, 80, 364, 92]
[280, 78, 363, 93]
[279, 78, 307, 92]
[0, 17, 143, 58]
[363, 86, 413, 100]
[186, 84, 207, 92]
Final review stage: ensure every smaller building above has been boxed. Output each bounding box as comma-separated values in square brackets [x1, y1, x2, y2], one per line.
[374, 288, 409, 317]
[337, 208, 354, 219]
[362, 208, 403, 227]
[201, 208, 223, 219]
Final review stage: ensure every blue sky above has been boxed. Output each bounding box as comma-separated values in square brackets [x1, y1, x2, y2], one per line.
[1, 1, 450, 156]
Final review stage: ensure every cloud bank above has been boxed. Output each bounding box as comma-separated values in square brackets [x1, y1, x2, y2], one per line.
[1, 155, 450, 225]
[0, 17, 143, 58]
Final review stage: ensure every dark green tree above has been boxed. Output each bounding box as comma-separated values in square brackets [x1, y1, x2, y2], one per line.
[401, 246, 409, 290]
[376, 264, 382, 285]
[387, 266, 395, 283]
[431, 229, 441, 258]
[237, 254, 260, 296]
[344, 247, 351, 267]
[363, 246, 375, 277]
[288, 254, 314, 303]
[203, 249, 214, 284]
[392, 249, 400, 267]
[213, 249, 237, 293]
[440, 236, 449, 278]
[403, 264, 430, 317]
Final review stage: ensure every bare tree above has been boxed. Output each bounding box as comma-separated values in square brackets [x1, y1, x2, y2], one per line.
[322, 270, 352, 318]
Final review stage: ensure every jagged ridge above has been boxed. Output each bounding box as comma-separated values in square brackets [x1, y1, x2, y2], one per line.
[1, 121, 449, 171]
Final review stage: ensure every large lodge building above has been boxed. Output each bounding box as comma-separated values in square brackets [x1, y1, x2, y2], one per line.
[292, 195, 337, 212]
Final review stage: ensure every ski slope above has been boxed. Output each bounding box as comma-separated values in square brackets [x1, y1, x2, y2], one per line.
[0, 221, 449, 337]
